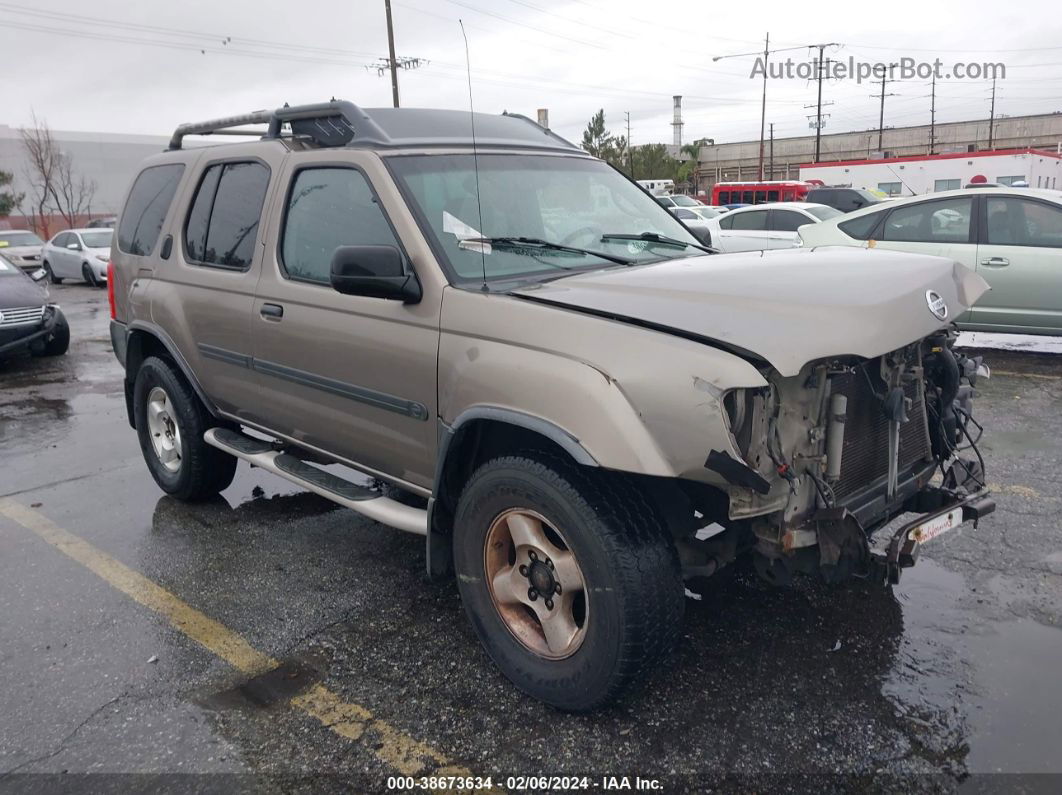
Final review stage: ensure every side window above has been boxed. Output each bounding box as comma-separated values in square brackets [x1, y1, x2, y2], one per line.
[839, 211, 884, 241]
[718, 214, 735, 230]
[730, 210, 768, 231]
[769, 210, 809, 232]
[184, 161, 270, 269]
[877, 182, 902, 197]
[281, 167, 402, 285]
[674, 208, 697, 220]
[934, 179, 961, 192]
[718, 191, 730, 204]
[767, 190, 779, 202]
[54, 232, 70, 247]
[882, 197, 973, 244]
[117, 164, 185, 256]
[986, 197, 1062, 248]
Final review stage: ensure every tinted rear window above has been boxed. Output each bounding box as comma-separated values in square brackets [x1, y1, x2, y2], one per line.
[184, 161, 270, 269]
[117, 164, 185, 256]
[838, 211, 884, 240]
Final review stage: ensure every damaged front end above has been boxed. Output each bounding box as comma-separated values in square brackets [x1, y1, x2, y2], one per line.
[720, 331, 994, 586]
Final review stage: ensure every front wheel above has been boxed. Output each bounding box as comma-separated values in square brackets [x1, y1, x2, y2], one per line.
[453, 454, 683, 711]
[82, 262, 98, 287]
[133, 356, 237, 501]
[43, 261, 62, 284]
[32, 310, 69, 357]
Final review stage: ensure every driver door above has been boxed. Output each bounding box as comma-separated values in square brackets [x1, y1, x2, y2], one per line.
[250, 152, 441, 491]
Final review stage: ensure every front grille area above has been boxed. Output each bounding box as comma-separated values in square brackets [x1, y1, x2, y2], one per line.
[830, 365, 932, 501]
[0, 305, 45, 328]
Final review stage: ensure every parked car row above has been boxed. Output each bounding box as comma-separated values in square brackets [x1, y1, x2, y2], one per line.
[0, 227, 113, 287]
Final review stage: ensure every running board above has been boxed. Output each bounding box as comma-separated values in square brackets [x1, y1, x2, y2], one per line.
[204, 427, 427, 536]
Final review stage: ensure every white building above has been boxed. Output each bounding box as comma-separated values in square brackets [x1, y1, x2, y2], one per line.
[799, 148, 1062, 197]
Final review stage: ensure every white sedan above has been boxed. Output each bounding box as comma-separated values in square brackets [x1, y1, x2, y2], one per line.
[42, 228, 113, 287]
[703, 202, 842, 252]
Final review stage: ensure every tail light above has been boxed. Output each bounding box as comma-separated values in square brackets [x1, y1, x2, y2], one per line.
[107, 262, 116, 319]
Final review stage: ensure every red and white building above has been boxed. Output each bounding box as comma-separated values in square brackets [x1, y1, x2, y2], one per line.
[799, 148, 1062, 197]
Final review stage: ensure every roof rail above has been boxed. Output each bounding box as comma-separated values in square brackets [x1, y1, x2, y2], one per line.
[168, 100, 390, 151]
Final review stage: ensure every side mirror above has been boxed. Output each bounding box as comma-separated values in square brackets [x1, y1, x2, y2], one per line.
[67, 242, 81, 250]
[329, 245, 421, 303]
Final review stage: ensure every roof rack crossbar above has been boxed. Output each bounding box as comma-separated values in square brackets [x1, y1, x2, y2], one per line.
[168, 110, 274, 150]
[168, 101, 391, 151]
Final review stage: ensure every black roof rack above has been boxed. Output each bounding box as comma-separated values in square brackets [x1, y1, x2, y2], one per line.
[168, 100, 580, 153]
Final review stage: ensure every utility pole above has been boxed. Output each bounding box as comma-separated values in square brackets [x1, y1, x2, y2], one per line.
[371, 2, 427, 107]
[870, 63, 900, 152]
[988, 77, 997, 149]
[625, 111, 633, 178]
[757, 33, 768, 180]
[929, 73, 937, 154]
[768, 123, 774, 178]
[804, 45, 834, 163]
[384, 0, 400, 107]
[713, 38, 837, 178]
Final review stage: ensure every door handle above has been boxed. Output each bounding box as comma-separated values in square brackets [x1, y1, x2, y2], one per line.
[980, 257, 1009, 267]
[260, 303, 284, 319]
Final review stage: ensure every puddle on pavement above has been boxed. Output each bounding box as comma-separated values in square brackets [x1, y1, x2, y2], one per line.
[885, 559, 1062, 774]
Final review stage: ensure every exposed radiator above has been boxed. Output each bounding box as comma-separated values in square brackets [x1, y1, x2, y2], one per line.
[830, 365, 932, 501]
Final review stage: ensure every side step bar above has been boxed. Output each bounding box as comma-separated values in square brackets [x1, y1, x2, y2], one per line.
[204, 428, 428, 536]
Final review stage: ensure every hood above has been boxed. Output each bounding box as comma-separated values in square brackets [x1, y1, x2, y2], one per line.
[0, 245, 43, 257]
[511, 247, 989, 377]
[0, 272, 49, 310]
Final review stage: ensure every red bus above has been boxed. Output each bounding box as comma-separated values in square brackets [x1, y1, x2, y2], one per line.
[711, 180, 814, 205]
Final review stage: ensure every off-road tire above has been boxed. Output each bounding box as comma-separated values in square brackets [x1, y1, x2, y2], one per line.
[43, 261, 62, 284]
[33, 310, 69, 357]
[133, 356, 237, 501]
[453, 453, 683, 711]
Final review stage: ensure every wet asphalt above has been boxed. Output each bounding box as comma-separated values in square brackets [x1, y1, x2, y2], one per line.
[1, 284, 1061, 794]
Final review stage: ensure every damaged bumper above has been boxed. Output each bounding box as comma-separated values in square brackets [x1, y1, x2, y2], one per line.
[875, 487, 996, 584]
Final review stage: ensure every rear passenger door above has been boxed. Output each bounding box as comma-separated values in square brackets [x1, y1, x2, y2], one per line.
[717, 208, 771, 252]
[150, 147, 284, 422]
[971, 195, 1062, 332]
[766, 209, 809, 249]
[249, 152, 440, 491]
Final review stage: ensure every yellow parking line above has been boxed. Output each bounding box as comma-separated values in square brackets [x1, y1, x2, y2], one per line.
[0, 498, 474, 781]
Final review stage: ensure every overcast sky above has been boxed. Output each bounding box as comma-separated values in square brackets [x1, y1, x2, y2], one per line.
[3, 0, 1061, 147]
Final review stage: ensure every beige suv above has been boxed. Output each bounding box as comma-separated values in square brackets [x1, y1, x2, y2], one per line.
[109, 101, 995, 710]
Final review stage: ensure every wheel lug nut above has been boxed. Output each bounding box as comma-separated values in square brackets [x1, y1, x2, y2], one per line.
[528, 550, 538, 561]
[544, 599, 554, 610]
[519, 565, 529, 577]
[555, 583, 562, 595]
[546, 558, 554, 570]
[527, 588, 538, 601]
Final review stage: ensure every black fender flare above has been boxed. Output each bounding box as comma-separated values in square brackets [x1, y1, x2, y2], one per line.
[425, 406, 598, 577]
[125, 321, 219, 425]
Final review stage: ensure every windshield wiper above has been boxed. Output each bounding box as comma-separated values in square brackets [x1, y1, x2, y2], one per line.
[600, 232, 717, 255]
[462, 236, 635, 266]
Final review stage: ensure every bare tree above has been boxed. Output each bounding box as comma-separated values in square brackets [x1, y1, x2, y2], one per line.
[19, 112, 59, 237]
[54, 153, 97, 229]
[18, 113, 97, 234]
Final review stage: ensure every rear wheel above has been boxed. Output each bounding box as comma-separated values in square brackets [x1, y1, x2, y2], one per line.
[82, 262, 98, 287]
[453, 454, 683, 711]
[133, 356, 237, 501]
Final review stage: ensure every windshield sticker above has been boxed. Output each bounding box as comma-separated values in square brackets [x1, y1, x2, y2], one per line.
[443, 211, 491, 254]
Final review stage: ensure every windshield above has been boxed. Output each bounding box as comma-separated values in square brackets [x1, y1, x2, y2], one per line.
[388, 153, 701, 283]
[0, 254, 18, 274]
[0, 231, 44, 247]
[805, 205, 845, 221]
[81, 230, 113, 248]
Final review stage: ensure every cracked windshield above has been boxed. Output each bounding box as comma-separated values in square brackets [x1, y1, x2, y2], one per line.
[389, 153, 702, 281]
